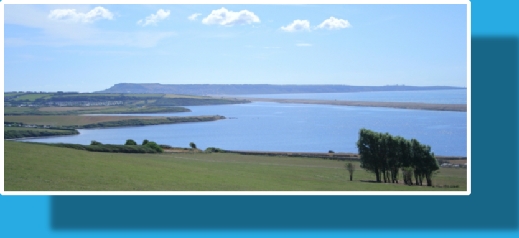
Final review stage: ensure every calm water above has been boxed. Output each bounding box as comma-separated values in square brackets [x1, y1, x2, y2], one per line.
[21, 100, 468, 156]
[241, 89, 467, 104]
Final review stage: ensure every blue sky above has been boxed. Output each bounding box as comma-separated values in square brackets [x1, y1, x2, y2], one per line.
[4, 4, 468, 92]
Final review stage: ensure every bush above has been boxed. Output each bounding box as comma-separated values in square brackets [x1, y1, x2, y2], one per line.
[205, 147, 223, 153]
[49, 143, 160, 153]
[91, 140, 103, 145]
[142, 139, 149, 145]
[189, 142, 197, 149]
[345, 162, 355, 181]
[125, 139, 137, 145]
[160, 144, 173, 149]
[144, 141, 163, 153]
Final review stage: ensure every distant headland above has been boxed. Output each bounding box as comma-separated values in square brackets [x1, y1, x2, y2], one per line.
[97, 83, 465, 95]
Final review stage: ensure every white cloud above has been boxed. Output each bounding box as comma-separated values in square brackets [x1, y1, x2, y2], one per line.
[202, 7, 260, 26]
[281, 20, 310, 32]
[188, 13, 202, 21]
[48, 6, 114, 23]
[296, 43, 312, 47]
[137, 9, 170, 27]
[6, 5, 173, 48]
[317, 17, 351, 30]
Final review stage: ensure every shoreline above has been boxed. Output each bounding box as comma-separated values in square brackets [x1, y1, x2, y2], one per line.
[234, 97, 467, 112]
[4, 115, 226, 139]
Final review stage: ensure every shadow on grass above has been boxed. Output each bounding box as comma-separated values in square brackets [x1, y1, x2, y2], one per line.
[359, 180, 380, 183]
[50, 37, 517, 231]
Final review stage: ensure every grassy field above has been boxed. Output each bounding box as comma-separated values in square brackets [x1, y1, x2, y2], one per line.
[5, 92, 249, 109]
[3, 107, 36, 114]
[4, 115, 169, 126]
[4, 141, 467, 191]
[38, 106, 111, 112]
[12, 94, 53, 101]
[4, 105, 190, 116]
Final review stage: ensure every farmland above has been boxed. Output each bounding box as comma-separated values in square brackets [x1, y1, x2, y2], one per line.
[4, 92, 240, 138]
[4, 92, 249, 109]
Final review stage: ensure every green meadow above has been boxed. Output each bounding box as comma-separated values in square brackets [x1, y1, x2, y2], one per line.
[4, 141, 466, 191]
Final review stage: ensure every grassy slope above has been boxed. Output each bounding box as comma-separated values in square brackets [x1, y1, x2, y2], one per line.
[4, 141, 466, 191]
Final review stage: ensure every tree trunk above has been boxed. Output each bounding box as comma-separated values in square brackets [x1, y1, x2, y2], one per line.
[350, 174, 352, 181]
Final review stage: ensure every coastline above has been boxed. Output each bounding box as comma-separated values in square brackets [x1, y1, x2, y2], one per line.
[235, 97, 467, 112]
[4, 115, 226, 139]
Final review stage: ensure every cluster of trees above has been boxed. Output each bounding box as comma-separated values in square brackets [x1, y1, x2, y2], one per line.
[85, 139, 163, 153]
[52, 142, 161, 153]
[356, 128, 439, 186]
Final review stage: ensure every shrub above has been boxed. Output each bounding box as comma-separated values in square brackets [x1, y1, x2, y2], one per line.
[345, 162, 355, 181]
[144, 141, 163, 153]
[160, 144, 173, 149]
[189, 142, 197, 149]
[142, 139, 149, 145]
[91, 140, 103, 145]
[205, 147, 223, 153]
[125, 139, 137, 145]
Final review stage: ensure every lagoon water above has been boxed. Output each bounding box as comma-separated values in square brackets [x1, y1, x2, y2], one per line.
[241, 89, 467, 104]
[21, 90, 468, 156]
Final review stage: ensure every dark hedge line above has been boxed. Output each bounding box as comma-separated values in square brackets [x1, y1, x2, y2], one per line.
[4, 129, 79, 139]
[47, 143, 162, 153]
[76, 115, 226, 129]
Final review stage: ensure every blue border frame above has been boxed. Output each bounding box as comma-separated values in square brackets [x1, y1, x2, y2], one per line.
[2, 1, 519, 237]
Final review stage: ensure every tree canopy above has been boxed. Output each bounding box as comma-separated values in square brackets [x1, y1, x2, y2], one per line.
[125, 139, 137, 146]
[356, 128, 439, 186]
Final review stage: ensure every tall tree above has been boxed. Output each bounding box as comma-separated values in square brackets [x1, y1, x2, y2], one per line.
[357, 129, 381, 182]
[422, 146, 439, 186]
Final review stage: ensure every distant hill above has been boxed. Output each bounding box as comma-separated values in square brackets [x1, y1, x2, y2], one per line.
[96, 83, 465, 95]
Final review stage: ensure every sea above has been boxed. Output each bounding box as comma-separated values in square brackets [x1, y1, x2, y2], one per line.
[19, 89, 468, 156]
